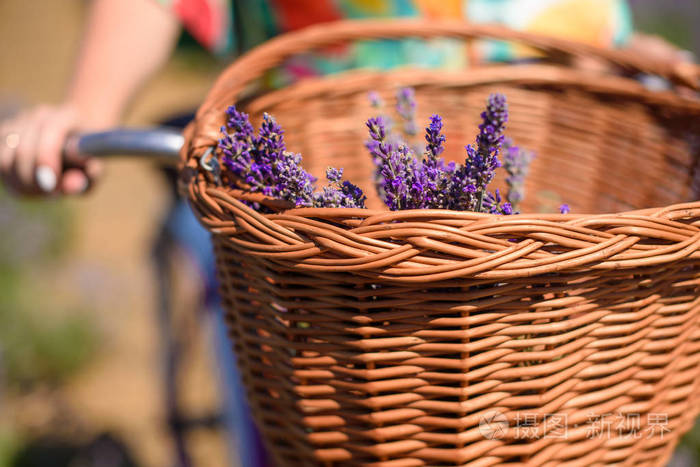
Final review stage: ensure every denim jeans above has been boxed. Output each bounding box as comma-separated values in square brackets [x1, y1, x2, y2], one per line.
[163, 199, 268, 467]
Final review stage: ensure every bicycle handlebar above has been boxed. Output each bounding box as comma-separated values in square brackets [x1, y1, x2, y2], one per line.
[63, 128, 183, 165]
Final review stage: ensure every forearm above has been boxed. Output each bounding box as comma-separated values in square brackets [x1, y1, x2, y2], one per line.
[66, 0, 180, 129]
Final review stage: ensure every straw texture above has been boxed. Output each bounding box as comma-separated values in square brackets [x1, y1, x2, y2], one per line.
[181, 20, 700, 466]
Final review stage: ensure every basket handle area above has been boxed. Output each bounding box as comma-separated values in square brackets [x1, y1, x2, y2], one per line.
[197, 19, 698, 119]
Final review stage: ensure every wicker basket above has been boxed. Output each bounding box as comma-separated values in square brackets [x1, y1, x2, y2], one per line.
[181, 21, 700, 466]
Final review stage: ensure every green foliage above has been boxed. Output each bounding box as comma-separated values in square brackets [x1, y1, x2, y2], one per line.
[0, 189, 97, 390]
[0, 307, 96, 389]
[680, 419, 700, 457]
[0, 428, 21, 467]
[634, 11, 694, 51]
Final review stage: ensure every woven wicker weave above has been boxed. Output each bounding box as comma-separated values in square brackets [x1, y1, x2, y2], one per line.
[181, 21, 700, 466]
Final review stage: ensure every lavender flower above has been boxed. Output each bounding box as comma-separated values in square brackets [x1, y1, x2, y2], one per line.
[257, 114, 316, 205]
[365, 117, 390, 164]
[367, 115, 432, 210]
[380, 144, 426, 210]
[560, 204, 570, 214]
[424, 114, 445, 159]
[422, 115, 453, 209]
[314, 167, 367, 208]
[365, 92, 397, 145]
[365, 116, 393, 201]
[326, 167, 343, 184]
[225, 105, 254, 139]
[366, 94, 515, 214]
[258, 112, 286, 156]
[396, 87, 417, 137]
[483, 189, 513, 215]
[503, 138, 535, 210]
[445, 94, 510, 212]
[368, 91, 384, 109]
[218, 107, 256, 187]
[218, 107, 314, 208]
[477, 94, 508, 157]
[470, 93, 508, 211]
[219, 106, 366, 210]
[366, 116, 389, 153]
[447, 146, 478, 211]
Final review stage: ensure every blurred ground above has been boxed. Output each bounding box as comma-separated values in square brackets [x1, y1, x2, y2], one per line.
[0, 1, 228, 466]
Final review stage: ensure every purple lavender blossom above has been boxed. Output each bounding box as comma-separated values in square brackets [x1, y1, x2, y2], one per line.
[447, 145, 478, 211]
[424, 114, 445, 159]
[218, 107, 255, 186]
[255, 114, 315, 205]
[366, 116, 389, 150]
[470, 93, 508, 211]
[218, 107, 313, 207]
[365, 116, 393, 201]
[560, 204, 570, 214]
[422, 115, 453, 209]
[368, 91, 384, 109]
[380, 144, 426, 210]
[445, 94, 510, 212]
[396, 87, 417, 137]
[367, 115, 431, 210]
[366, 94, 515, 214]
[367, 87, 422, 156]
[225, 106, 254, 139]
[326, 167, 343, 184]
[314, 167, 367, 208]
[365, 117, 391, 169]
[365, 92, 397, 145]
[502, 138, 535, 210]
[477, 94, 508, 158]
[483, 189, 513, 215]
[258, 113, 286, 155]
[219, 106, 366, 210]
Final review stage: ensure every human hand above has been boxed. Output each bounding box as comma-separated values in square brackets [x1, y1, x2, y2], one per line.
[0, 105, 102, 196]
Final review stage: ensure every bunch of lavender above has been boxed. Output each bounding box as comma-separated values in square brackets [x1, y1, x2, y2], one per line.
[502, 138, 535, 212]
[395, 87, 418, 137]
[367, 89, 424, 153]
[421, 114, 455, 209]
[366, 116, 429, 210]
[368, 92, 513, 214]
[218, 106, 365, 209]
[452, 93, 509, 212]
[365, 90, 453, 209]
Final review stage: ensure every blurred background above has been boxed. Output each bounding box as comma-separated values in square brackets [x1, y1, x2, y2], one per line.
[0, 1, 698, 466]
[0, 1, 226, 466]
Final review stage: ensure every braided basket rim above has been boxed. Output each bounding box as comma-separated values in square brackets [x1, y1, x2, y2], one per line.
[180, 19, 700, 284]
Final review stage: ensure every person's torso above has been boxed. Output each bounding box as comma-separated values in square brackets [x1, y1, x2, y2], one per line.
[158, 0, 632, 86]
